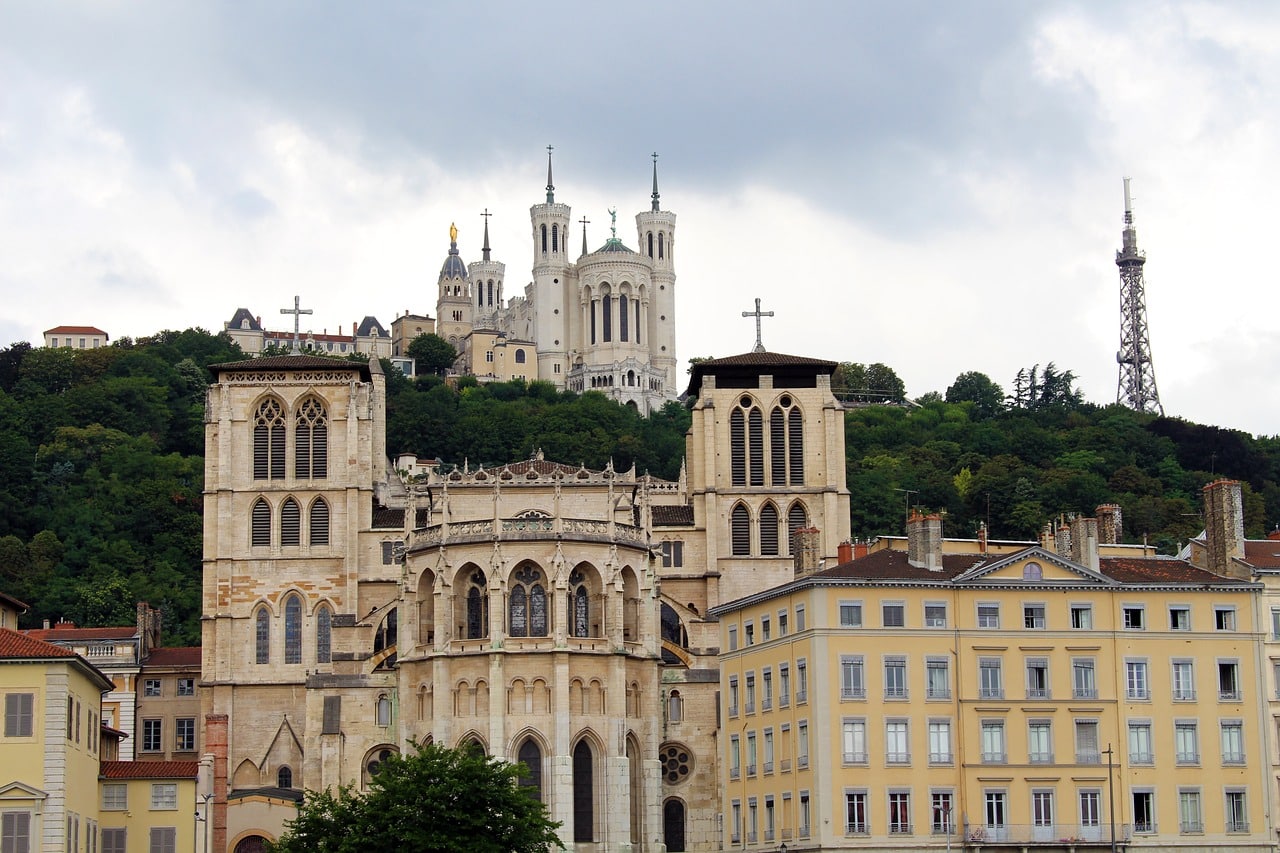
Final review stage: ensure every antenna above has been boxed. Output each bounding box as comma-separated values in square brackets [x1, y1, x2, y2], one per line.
[1114, 177, 1164, 415]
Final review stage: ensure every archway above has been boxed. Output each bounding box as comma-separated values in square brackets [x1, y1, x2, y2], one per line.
[663, 799, 687, 851]
[572, 739, 595, 842]
[234, 836, 269, 853]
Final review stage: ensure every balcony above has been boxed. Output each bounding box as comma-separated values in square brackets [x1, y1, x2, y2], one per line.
[1076, 751, 1101, 765]
[744, 701, 755, 715]
[885, 752, 911, 765]
[728, 705, 738, 718]
[980, 687, 1004, 700]
[1028, 751, 1054, 764]
[1173, 688, 1196, 701]
[845, 821, 868, 835]
[1222, 752, 1246, 765]
[1073, 687, 1098, 699]
[780, 758, 791, 771]
[1227, 821, 1250, 833]
[884, 686, 908, 700]
[927, 686, 952, 700]
[761, 698, 772, 711]
[1026, 687, 1051, 700]
[841, 686, 865, 700]
[1179, 821, 1203, 833]
[746, 763, 756, 777]
[1129, 752, 1153, 766]
[982, 751, 1007, 764]
[779, 694, 790, 708]
[795, 689, 807, 704]
[1219, 688, 1242, 701]
[842, 751, 867, 765]
[929, 751, 953, 765]
[1175, 752, 1199, 765]
[964, 823, 1134, 845]
[798, 755, 809, 769]
[1126, 688, 1149, 701]
[763, 760, 773, 773]
[889, 822, 913, 835]
[729, 767, 740, 780]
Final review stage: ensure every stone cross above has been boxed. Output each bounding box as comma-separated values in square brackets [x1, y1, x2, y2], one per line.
[579, 215, 590, 255]
[742, 297, 774, 354]
[280, 295, 313, 354]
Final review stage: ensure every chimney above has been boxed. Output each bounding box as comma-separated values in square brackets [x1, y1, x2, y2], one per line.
[1054, 516, 1072, 557]
[1095, 504, 1123, 544]
[1269, 527, 1280, 542]
[792, 528, 823, 577]
[1069, 516, 1100, 571]
[906, 512, 943, 571]
[837, 541, 853, 564]
[1039, 523, 1055, 550]
[853, 540, 870, 559]
[977, 522, 988, 554]
[1203, 479, 1247, 578]
[206, 714, 229, 853]
[42, 619, 50, 630]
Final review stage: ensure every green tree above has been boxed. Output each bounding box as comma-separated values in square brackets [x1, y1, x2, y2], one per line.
[269, 741, 563, 853]
[945, 371, 1004, 419]
[407, 334, 458, 376]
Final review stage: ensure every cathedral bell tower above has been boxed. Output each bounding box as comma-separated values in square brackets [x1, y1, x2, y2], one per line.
[435, 223, 473, 355]
[635, 154, 677, 393]
[468, 210, 505, 330]
[529, 146, 572, 387]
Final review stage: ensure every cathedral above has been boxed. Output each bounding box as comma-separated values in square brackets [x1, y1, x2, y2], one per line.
[200, 341, 851, 851]
[436, 151, 679, 414]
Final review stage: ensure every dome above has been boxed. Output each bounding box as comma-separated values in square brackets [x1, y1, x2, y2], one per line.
[440, 241, 468, 280]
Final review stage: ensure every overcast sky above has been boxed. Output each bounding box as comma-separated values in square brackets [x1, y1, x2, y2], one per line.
[2, 1, 1276, 436]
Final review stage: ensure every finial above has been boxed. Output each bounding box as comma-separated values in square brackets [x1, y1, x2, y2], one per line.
[609, 207, 617, 240]
[651, 152, 660, 212]
[481, 209, 491, 262]
[546, 145, 555, 203]
[580, 215, 590, 256]
[449, 222, 458, 244]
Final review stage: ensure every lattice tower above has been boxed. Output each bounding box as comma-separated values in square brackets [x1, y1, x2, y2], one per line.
[1115, 178, 1163, 414]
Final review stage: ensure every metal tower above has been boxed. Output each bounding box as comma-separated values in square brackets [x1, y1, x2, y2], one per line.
[1115, 177, 1163, 414]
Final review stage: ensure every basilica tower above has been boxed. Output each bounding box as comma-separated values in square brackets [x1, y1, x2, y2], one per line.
[635, 154, 678, 392]
[435, 223, 473, 353]
[468, 210, 505, 330]
[529, 147, 572, 386]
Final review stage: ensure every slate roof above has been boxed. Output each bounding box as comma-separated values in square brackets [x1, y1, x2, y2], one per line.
[210, 354, 371, 380]
[653, 505, 694, 526]
[0, 628, 78, 659]
[356, 316, 388, 337]
[144, 647, 201, 667]
[225, 308, 262, 331]
[101, 760, 200, 780]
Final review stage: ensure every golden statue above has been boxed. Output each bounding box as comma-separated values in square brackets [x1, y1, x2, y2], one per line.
[449, 222, 458, 243]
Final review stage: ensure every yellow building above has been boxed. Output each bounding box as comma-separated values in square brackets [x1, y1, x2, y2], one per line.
[711, 508, 1273, 852]
[99, 760, 208, 853]
[0, 627, 113, 853]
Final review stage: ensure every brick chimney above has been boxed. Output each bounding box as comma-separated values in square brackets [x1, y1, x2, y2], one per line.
[1203, 479, 1247, 578]
[907, 512, 943, 571]
[977, 522, 988, 554]
[1069, 516, 1100, 572]
[1269, 527, 1280, 542]
[854, 539, 870, 559]
[1054, 516, 1073, 558]
[1095, 504, 1123, 544]
[792, 528, 823, 577]
[1039, 522, 1054, 550]
[206, 713, 229, 853]
[837, 541, 853, 564]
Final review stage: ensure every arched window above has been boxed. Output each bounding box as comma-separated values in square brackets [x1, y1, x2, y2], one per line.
[551, 223, 559, 252]
[363, 746, 397, 788]
[509, 565, 548, 638]
[255, 608, 270, 664]
[253, 399, 285, 480]
[788, 405, 804, 484]
[731, 504, 751, 556]
[602, 295, 612, 342]
[759, 503, 780, 556]
[569, 569, 591, 638]
[309, 498, 329, 545]
[251, 498, 271, 547]
[573, 740, 594, 842]
[730, 408, 746, 486]
[590, 299, 597, 344]
[647, 232, 654, 257]
[277, 766, 293, 789]
[487, 280, 494, 306]
[667, 689, 683, 723]
[515, 349, 526, 364]
[770, 407, 786, 485]
[374, 609, 397, 669]
[635, 299, 641, 344]
[295, 397, 327, 479]
[787, 502, 809, 556]
[658, 231, 665, 260]
[280, 498, 300, 546]
[748, 408, 764, 486]
[540, 224, 547, 253]
[466, 571, 488, 639]
[316, 605, 332, 664]
[282, 594, 302, 663]
[518, 739, 543, 803]
[376, 694, 391, 726]
[663, 799, 686, 851]
[477, 287, 483, 307]
[619, 294, 629, 342]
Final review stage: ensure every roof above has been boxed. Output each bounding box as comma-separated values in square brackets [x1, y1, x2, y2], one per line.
[685, 351, 838, 397]
[593, 237, 636, 254]
[26, 626, 137, 642]
[356, 316, 388, 337]
[228, 786, 304, 803]
[812, 549, 987, 582]
[1245, 539, 1280, 569]
[144, 647, 201, 667]
[653, 505, 694, 527]
[210, 354, 372, 380]
[225, 308, 262, 331]
[1100, 555, 1253, 584]
[101, 760, 200, 780]
[45, 325, 108, 337]
[0, 628, 78, 659]
[371, 505, 431, 530]
[440, 241, 468, 280]
[0, 591, 29, 612]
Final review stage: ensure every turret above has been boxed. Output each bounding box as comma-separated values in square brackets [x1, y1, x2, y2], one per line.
[435, 223, 472, 356]
[635, 153, 677, 393]
[529, 146, 572, 386]
[468, 209, 505, 329]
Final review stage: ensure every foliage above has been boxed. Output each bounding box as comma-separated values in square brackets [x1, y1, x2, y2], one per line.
[268, 741, 563, 853]
[1008, 362, 1084, 411]
[945, 371, 1004, 419]
[407, 333, 458, 376]
[833, 362, 906, 403]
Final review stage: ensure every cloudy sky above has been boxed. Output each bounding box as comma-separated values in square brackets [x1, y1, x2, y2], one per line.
[2, 1, 1276, 435]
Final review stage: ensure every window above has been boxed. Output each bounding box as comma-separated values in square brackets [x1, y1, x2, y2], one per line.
[888, 791, 911, 834]
[800, 792, 810, 837]
[1125, 660, 1149, 700]
[985, 791, 1007, 837]
[1132, 791, 1155, 833]
[932, 791, 954, 834]
[1027, 720, 1053, 763]
[1220, 721, 1245, 764]
[759, 504, 779, 555]
[102, 827, 126, 853]
[763, 728, 774, 772]
[316, 605, 332, 664]
[150, 784, 177, 810]
[778, 611, 788, 636]
[745, 673, 756, 713]
[796, 658, 807, 703]
[1128, 722, 1153, 764]
[882, 603, 905, 628]
[762, 669, 773, 710]
[310, 498, 330, 545]
[746, 731, 757, 775]
[149, 827, 177, 853]
[1122, 605, 1145, 629]
[102, 783, 128, 810]
[795, 604, 805, 631]
[4, 693, 33, 736]
[1178, 789, 1202, 833]
[176, 678, 194, 696]
[728, 677, 739, 717]
[1080, 790, 1101, 833]
[729, 735, 740, 778]
[1175, 722, 1199, 764]
[280, 497, 301, 546]
[727, 625, 737, 651]
[1023, 604, 1045, 629]
[175, 717, 195, 751]
[144, 679, 162, 697]
[1032, 791, 1054, 838]
[1225, 790, 1248, 832]
[924, 603, 947, 628]
[251, 498, 271, 547]
[979, 658, 1003, 699]
[1272, 608, 1280, 639]
[1070, 603, 1092, 629]
[842, 719, 867, 764]
[1171, 606, 1192, 630]
[1218, 661, 1241, 700]
[1215, 607, 1236, 631]
[2, 814, 30, 853]
[1026, 658, 1049, 699]
[508, 565, 549, 638]
[1023, 561, 1043, 580]
[255, 607, 270, 664]
[839, 602, 863, 627]
[797, 722, 809, 768]
[252, 398, 285, 479]
[660, 540, 683, 568]
[883, 657, 907, 699]
[284, 594, 302, 663]
[977, 603, 1000, 628]
[730, 504, 750, 555]
[982, 721, 1006, 763]
[1073, 658, 1097, 699]
[845, 791, 867, 834]
[885, 720, 910, 764]
[926, 659, 950, 699]
[1075, 720, 1100, 763]
[731, 800, 741, 842]
[295, 397, 328, 479]
[779, 664, 790, 707]
[142, 719, 162, 752]
[745, 623, 754, 646]
[928, 719, 952, 764]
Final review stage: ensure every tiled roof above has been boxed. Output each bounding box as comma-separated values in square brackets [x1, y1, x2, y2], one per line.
[0, 591, 29, 612]
[45, 325, 108, 336]
[812, 549, 987, 581]
[26, 626, 137, 642]
[145, 647, 201, 667]
[1100, 556, 1253, 585]
[685, 351, 838, 397]
[371, 505, 431, 529]
[653, 505, 694, 526]
[1245, 540, 1280, 569]
[211, 354, 368, 374]
[0, 628, 78, 658]
[101, 760, 200, 780]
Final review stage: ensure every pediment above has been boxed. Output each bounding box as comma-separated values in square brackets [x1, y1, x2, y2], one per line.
[954, 547, 1115, 586]
[0, 780, 47, 801]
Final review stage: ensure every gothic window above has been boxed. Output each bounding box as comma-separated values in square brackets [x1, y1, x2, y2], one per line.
[602, 295, 612, 342]
[731, 504, 751, 556]
[374, 608, 398, 668]
[730, 408, 746, 486]
[552, 224, 559, 253]
[541, 224, 547, 253]
[280, 498, 300, 546]
[760, 503, 780, 556]
[635, 300, 641, 344]
[660, 743, 693, 784]
[787, 502, 809, 556]
[620, 294, 629, 342]
[569, 569, 592, 638]
[667, 690, 684, 722]
[658, 231, 665, 259]
[466, 571, 488, 639]
[363, 746, 397, 787]
[664, 799, 686, 852]
[309, 498, 329, 545]
[770, 407, 786, 485]
[277, 766, 293, 788]
[647, 232, 654, 257]
[590, 301, 597, 345]
[748, 408, 764, 486]
[788, 405, 804, 484]
[509, 565, 548, 638]
[251, 498, 271, 547]
[316, 604, 332, 664]
[255, 608, 269, 664]
[253, 398, 285, 480]
[284, 594, 302, 664]
[518, 739, 543, 803]
[661, 603, 688, 648]
[294, 397, 328, 479]
[573, 740, 595, 842]
[477, 287, 483, 307]
[487, 280, 494, 306]
[376, 694, 391, 726]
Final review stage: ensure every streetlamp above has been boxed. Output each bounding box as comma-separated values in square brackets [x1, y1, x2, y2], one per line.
[1104, 744, 1117, 853]
[777, 844, 788, 853]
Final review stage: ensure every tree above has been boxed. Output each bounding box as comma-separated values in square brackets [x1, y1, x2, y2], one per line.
[269, 741, 563, 853]
[407, 334, 458, 376]
[945, 371, 1004, 419]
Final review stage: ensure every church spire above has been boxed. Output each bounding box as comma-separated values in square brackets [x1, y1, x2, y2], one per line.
[651, 152, 661, 212]
[545, 144, 555, 203]
[481, 208, 492, 262]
